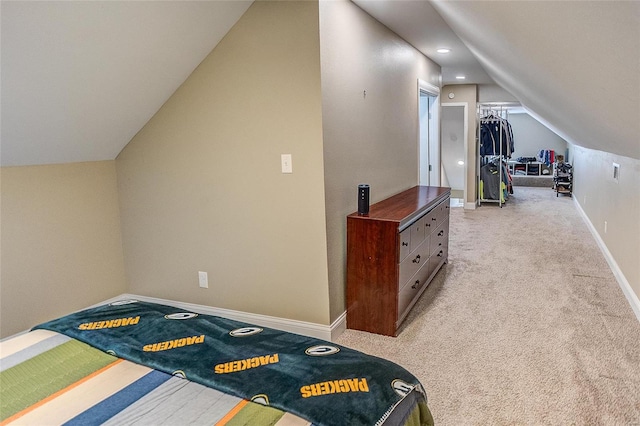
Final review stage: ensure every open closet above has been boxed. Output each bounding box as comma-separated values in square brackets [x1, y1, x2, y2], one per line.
[477, 104, 514, 207]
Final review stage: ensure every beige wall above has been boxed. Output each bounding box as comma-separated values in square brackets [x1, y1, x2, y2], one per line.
[0, 161, 126, 338]
[3, 2, 637, 339]
[571, 145, 640, 300]
[320, 0, 441, 321]
[441, 84, 477, 207]
[478, 84, 517, 103]
[116, 0, 331, 325]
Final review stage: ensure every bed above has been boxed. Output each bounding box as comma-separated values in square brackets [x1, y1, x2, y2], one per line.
[1, 300, 433, 425]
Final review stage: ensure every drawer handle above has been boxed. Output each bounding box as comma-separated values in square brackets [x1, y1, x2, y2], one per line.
[438, 230, 444, 236]
[412, 280, 420, 289]
[437, 250, 443, 257]
[432, 217, 437, 221]
[412, 255, 421, 264]
[402, 242, 409, 247]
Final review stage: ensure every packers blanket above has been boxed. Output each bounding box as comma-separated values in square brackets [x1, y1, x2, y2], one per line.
[0, 329, 311, 425]
[32, 300, 432, 426]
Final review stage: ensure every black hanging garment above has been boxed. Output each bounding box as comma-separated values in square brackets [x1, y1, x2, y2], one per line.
[479, 116, 514, 157]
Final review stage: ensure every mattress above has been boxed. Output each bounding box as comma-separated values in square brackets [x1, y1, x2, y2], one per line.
[1, 300, 433, 426]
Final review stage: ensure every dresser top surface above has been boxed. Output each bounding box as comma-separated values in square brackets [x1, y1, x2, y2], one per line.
[348, 186, 450, 225]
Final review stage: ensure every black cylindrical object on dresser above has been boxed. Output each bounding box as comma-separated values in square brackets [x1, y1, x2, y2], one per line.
[358, 184, 370, 216]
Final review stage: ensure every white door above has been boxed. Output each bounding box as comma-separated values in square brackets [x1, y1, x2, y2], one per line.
[418, 80, 440, 186]
[441, 105, 466, 199]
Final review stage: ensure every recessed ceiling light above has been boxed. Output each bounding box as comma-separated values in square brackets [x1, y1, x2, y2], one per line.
[455, 75, 466, 80]
[436, 48, 451, 54]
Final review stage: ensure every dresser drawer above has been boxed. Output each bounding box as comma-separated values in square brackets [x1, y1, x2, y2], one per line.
[398, 235, 430, 288]
[409, 214, 427, 252]
[424, 208, 438, 234]
[435, 199, 450, 225]
[428, 246, 447, 279]
[431, 218, 449, 255]
[399, 227, 411, 262]
[397, 260, 432, 321]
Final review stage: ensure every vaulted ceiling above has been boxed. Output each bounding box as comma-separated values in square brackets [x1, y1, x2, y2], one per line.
[1, 1, 253, 166]
[355, 0, 640, 160]
[2, 1, 638, 167]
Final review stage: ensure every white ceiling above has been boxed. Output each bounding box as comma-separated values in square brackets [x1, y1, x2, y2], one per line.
[1, 0, 639, 167]
[355, 0, 640, 160]
[352, 0, 495, 86]
[1, 0, 252, 167]
[431, 0, 639, 160]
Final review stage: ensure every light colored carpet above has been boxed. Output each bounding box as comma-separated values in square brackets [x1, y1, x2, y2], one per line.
[337, 186, 640, 425]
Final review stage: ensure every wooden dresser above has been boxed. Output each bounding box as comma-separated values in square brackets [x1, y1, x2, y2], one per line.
[346, 186, 451, 336]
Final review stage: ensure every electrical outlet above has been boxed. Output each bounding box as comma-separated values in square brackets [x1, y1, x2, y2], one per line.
[198, 271, 208, 288]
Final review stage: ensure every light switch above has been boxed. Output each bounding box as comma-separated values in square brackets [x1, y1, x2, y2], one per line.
[281, 154, 293, 174]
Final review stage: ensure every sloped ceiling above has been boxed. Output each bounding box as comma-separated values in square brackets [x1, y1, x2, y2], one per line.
[352, 0, 495, 86]
[1, 0, 252, 167]
[431, 0, 640, 160]
[2, 0, 639, 166]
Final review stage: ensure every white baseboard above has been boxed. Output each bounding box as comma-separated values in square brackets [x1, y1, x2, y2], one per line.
[574, 198, 640, 323]
[330, 310, 347, 341]
[104, 294, 346, 342]
[2, 295, 347, 343]
[464, 202, 477, 210]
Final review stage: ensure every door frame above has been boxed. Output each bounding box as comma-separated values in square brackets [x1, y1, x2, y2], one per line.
[441, 102, 469, 206]
[417, 79, 440, 186]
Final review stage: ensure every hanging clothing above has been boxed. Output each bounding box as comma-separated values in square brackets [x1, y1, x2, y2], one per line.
[480, 160, 511, 201]
[538, 149, 555, 166]
[478, 108, 515, 206]
[479, 115, 514, 157]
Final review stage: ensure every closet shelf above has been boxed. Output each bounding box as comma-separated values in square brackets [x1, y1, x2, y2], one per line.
[507, 161, 551, 177]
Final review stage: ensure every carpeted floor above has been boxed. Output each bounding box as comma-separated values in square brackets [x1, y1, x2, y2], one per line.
[337, 186, 640, 425]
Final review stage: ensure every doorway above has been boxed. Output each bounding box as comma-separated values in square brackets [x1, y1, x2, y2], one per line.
[418, 80, 440, 186]
[441, 103, 468, 204]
